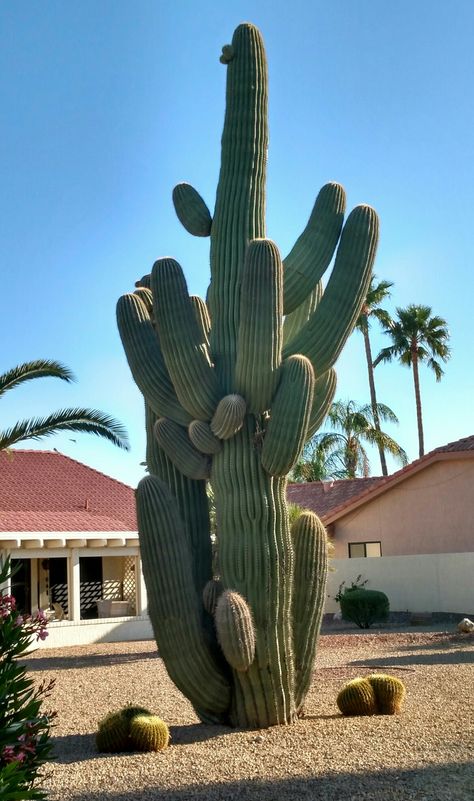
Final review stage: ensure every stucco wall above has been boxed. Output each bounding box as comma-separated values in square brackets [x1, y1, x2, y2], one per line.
[331, 458, 474, 558]
[326, 553, 474, 615]
[35, 615, 153, 649]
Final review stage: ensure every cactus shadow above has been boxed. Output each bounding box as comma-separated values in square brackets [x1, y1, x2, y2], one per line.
[395, 634, 474, 652]
[51, 725, 235, 764]
[51, 733, 100, 764]
[349, 648, 474, 668]
[22, 649, 160, 672]
[61, 761, 474, 800]
[169, 723, 234, 745]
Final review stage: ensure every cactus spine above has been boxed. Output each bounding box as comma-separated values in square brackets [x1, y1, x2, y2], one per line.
[117, 22, 379, 729]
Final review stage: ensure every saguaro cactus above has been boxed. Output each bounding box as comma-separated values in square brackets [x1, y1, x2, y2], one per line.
[117, 22, 379, 728]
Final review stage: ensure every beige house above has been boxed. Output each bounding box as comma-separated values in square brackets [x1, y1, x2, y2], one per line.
[288, 435, 474, 615]
[0, 450, 152, 648]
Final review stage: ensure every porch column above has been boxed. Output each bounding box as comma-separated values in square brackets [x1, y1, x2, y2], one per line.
[30, 559, 39, 613]
[0, 552, 11, 595]
[68, 550, 81, 622]
[135, 554, 148, 616]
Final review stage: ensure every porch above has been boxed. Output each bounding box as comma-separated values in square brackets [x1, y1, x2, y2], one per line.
[1, 531, 152, 648]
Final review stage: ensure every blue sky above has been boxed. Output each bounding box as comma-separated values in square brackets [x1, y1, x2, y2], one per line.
[1, 1, 473, 487]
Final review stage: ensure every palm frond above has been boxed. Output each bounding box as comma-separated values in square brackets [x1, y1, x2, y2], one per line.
[0, 408, 130, 451]
[427, 357, 444, 381]
[0, 360, 75, 398]
[372, 403, 400, 424]
[373, 346, 396, 368]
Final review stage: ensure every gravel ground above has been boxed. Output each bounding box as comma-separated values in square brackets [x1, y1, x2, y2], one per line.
[24, 629, 474, 801]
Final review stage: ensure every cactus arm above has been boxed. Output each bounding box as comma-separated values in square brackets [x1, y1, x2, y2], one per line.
[261, 355, 315, 477]
[172, 183, 212, 237]
[188, 419, 222, 454]
[235, 239, 283, 413]
[145, 405, 213, 604]
[283, 282, 322, 347]
[151, 258, 221, 419]
[283, 205, 379, 374]
[154, 417, 210, 480]
[283, 183, 346, 314]
[209, 24, 268, 391]
[136, 475, 231, 722]
[191, 295, 211, 349]
[291, 512, 328, 710]
[133, 286, 154, 315]
[211, 394, 246, 439]
[306, 368, 337, 440]
[116, 293, 191, 426]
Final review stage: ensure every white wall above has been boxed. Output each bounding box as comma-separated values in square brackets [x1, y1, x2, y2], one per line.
[35, 615, 153, 649]
[326, 552, 474, 615]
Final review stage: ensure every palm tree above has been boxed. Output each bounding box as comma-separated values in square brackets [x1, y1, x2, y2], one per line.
[295, 399, 407, 481]
[0, 359, 129, 451]
[374, 305, 450, 458]
[356, 276, 393, 476]
[291, 435, 339, 482]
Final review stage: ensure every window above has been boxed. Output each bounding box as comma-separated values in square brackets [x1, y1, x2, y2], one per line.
[348, 541, 382, 558]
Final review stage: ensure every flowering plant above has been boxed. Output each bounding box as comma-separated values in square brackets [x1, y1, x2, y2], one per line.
[0, 557, 56, 800]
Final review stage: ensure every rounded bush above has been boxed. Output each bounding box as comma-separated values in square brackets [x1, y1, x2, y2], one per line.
[339, 588, 389, 629]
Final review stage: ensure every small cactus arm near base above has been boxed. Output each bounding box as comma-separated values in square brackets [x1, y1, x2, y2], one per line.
[117, 21, 379, 729]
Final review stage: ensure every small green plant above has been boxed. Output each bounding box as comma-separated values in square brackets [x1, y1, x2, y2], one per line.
[339, 587, 389, 629]
[337, 673, 406, 716]
[0, 557, 56, 801]
[334, 574, 368, 603]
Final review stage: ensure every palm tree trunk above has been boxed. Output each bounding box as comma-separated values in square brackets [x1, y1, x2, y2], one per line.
[412, 351, 424, 458]
[363, 327, 388, 475]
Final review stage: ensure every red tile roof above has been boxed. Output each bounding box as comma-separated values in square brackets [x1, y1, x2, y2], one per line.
[0, 450, 137, 532]
[287, 477, 383, 519]
[288, 435, 474, 523]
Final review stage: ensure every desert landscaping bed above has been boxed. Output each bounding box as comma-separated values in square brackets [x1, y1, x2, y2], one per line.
[24, 629, 473, 801]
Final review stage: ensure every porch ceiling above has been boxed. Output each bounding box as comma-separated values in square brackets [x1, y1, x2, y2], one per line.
[0, 532, 139, 549]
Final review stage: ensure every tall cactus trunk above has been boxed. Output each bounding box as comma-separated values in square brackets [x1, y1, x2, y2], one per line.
[212, 419, 295, 727]
[117, 21, 379, 729]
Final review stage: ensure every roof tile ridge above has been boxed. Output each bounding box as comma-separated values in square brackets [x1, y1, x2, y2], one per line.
[7, 449, 136, 491]
[52, 452, 136, 491]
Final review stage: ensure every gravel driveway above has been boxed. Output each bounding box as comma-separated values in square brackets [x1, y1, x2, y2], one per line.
[24, 629, 474, 801]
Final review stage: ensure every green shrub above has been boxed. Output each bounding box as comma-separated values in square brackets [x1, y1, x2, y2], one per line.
[0, 558, 56, 800]
[339, 588, 389, 629]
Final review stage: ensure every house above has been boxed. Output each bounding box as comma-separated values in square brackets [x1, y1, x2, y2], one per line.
[0, 450, 152, 648]
[287, 435, 474, 616]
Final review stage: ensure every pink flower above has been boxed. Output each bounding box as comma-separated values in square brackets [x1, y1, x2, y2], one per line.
[2, 746, 16, 762]
[14, 614, 24, 627]
[36, 628, 49, 641]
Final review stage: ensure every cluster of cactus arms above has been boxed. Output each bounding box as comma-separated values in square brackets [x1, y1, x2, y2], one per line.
[117, 22, 379, 729]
